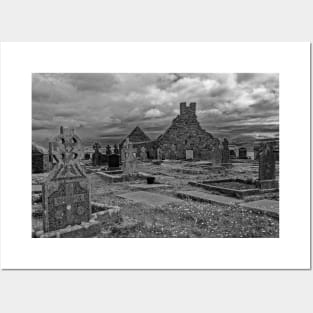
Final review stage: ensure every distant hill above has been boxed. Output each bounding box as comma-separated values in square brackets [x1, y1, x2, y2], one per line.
[230, 134, 279, 146]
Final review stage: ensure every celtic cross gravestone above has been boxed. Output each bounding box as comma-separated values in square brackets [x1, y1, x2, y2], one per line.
[42, 127, 91, 232]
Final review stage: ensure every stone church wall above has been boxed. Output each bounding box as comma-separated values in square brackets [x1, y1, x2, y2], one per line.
[156, 102, 221, 162]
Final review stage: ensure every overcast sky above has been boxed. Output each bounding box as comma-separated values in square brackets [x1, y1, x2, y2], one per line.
[32, 73, 279, 146]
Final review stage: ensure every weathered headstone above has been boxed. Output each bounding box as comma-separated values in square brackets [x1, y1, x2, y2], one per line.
[156, 147, 161, 160]
[42, 127, 91, 232]
[185, 149, 194, 160]
[140, 146, 147, 161]
[221, 138, 230, 164]
[108, 154, 120, 169]
[113, 144, 119, 155]
[123, 142, 137, 175]
[258, 142, 278, 189]
[92, 142, 102, 166]
[212, 139, 222, 164]
[106, 145, 112, 156]
[121, 137, 129, 164]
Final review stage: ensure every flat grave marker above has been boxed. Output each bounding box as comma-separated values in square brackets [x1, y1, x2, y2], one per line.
[117, 191, 183, 207]
[128, 183, 173, 190]
[239, 199, 279, 218]
[176, 190, 243, 206]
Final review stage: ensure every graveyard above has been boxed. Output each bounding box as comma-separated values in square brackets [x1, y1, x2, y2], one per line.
[32, 126, 279, 238]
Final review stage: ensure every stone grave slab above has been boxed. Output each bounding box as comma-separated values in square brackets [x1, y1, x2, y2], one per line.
[96, 171, 125, 183]
[128, 183, 173, 190]
[176, 190, 243, 206]
[117, 191, 183, 207]
[239, 199, 279, 218]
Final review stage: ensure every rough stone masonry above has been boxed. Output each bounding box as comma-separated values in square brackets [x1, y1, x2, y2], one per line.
[156, 102, 221, 161]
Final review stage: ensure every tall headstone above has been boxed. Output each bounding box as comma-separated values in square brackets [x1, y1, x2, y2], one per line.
[212, 138, 222, 164]
[113, 144, 119, 155]
[106, 145, 112, 156]
[156, 147, 161, 160]
[92, 142, 102, 166]
[258, 142, 278, 189]
[140, 146, 147, 161]
[123, 142, 137, 175]
[121, 138, 129, 164]
[42, 127, 91, 232]
[108, 154, 120, 169]
[221, 138, 230, 164]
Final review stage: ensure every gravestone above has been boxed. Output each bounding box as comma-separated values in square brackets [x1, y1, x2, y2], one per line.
[113, 144, 119, 155]
[108, 154, 120, 169]
[42, 127, 91, 232]
[92, 142, 102, 166]
[257, 142, 278, 189]
[185, 150, 194, 160]
[121, 138, 129, 164]
[140, 146, 147, 161]
[123, 142, 137, 175]
[156, 147, 161, 160]
[106, 145, 112, 156]
[211, 143, 222, 164]
[221, 138, 230, 164]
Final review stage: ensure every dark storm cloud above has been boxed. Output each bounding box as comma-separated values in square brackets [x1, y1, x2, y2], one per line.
[54, 110, 79, 118]
[32, 125, 53, 131]
[236, 73, 256, 83]
[32, 119, 56, 131]
[64, 73, 118, 92]
[32, 73, 279, 145]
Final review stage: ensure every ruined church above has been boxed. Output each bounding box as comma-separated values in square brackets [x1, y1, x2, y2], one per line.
[121, 102, 222, 162]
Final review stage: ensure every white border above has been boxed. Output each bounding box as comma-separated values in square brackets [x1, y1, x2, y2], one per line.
[0, 42, 310, 269]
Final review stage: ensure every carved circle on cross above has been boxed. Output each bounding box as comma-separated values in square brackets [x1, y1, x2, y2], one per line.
[51, 128, 83, 165]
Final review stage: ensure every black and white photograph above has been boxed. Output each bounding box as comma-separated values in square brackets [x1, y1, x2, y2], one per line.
[32, 73, 279, 238]
[0, 2, 312, 312]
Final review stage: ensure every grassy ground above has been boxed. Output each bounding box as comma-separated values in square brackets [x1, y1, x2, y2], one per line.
[32, 161, 279, 238]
